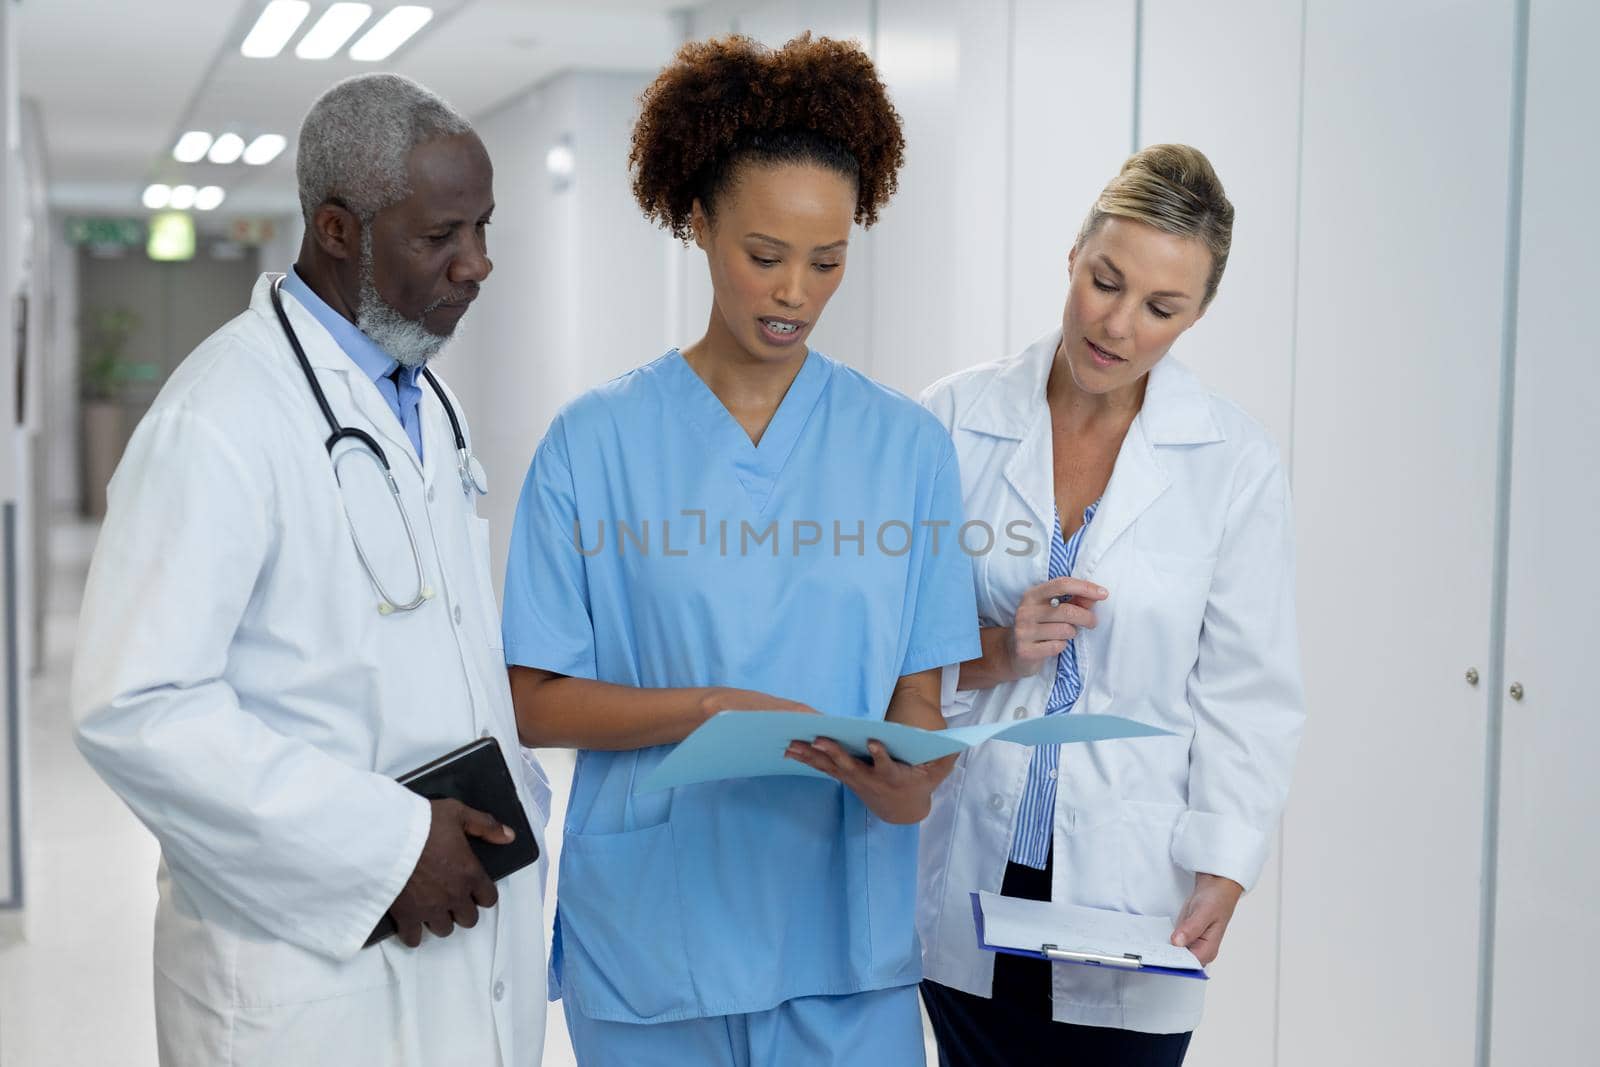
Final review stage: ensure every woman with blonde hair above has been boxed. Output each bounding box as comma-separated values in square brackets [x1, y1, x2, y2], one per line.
[915, 145, 1304, 1065]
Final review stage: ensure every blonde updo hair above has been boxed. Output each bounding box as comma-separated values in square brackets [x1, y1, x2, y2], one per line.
[1075, 144, 1234, 308]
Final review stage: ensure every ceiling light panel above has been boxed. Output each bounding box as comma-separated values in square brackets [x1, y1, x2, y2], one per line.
[169, 185, 198, 211]
[195, 187, 226, 212]
[241, 1, 312, 59]
[208, 133, 246, 165]
[142, 184, 172, 210]
[243, 134, 288, 166]
[295, 4, 373, 60]
[173, 131, 213, 163]
[349, 6, 433, 61]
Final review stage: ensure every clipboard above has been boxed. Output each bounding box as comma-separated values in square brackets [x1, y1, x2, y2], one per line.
[970, 892, 1208, 980]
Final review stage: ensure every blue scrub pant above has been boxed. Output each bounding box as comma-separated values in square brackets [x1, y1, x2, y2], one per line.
[563, 984, 925, 1067]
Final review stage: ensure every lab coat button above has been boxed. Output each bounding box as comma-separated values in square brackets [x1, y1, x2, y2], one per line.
[1012, 706, 1027, 720]
[427, 486, 435, 503]
[988, 793, 1004, 813]
[493, 980, 505, 1001]
[480, 727, 492, 739]
[454, 604, 463, 624]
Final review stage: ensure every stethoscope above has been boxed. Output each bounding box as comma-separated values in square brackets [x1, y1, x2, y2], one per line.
[269, 273, 488, 615]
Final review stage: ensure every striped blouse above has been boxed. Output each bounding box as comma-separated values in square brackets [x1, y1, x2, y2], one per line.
[1008, 499, 1100, 870]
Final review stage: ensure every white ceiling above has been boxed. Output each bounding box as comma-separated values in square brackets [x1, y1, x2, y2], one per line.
[19, 0, 689, 218]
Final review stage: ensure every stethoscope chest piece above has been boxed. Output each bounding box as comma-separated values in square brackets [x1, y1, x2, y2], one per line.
[462, 451, 489, 496]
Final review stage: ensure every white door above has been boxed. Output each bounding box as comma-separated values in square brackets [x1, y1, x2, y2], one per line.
[1279, 1, 1517, 1063]
[1489, 2, 1600, 1061]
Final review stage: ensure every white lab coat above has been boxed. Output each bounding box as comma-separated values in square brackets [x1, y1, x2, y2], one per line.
[72, 274, 550, 1066]
[915, 330, 1304, 1034]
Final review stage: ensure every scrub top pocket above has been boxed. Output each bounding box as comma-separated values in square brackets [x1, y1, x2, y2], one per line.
[556, 821, 698, 1022]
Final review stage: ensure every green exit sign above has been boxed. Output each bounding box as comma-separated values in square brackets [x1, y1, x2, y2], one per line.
[66, 218, 144, 246]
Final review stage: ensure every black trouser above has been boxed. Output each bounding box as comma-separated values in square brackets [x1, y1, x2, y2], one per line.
[920, 853, 1193, 1067]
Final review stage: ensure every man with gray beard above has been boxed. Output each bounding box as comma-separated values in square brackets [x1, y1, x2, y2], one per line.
[72, 73, 549, 1065]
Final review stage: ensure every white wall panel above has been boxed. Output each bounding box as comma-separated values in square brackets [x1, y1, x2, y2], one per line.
[734, 0, 872, 50]
[873, 0, 1009, 395]
[1139, 0, 1302, 450]
[254, 216, 301, 283]
[571, 73, 675, 389]
[1007, 0, 1136, 357]
[1139, 4, 1304, 1063]
[1280, 2, 1516, 1064]
[1490, 1, 1600, 1061]
[456, 72, 668, 592]
[450, 81, 572, 593]
[0, 0, 19, 917]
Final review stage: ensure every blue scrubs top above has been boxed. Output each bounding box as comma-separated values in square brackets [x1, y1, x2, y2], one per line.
[503, 350, 980, 1025]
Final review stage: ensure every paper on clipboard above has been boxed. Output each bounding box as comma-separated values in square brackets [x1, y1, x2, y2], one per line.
[973, 891, 1207, 979]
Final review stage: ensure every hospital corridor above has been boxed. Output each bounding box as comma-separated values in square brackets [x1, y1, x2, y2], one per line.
[1, 2, 1596, 1066]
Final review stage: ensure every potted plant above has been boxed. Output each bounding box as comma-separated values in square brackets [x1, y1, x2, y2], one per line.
[80, 306, 143, 518]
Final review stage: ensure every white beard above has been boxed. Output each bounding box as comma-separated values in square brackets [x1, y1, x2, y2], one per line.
[355, 233, 452, 369]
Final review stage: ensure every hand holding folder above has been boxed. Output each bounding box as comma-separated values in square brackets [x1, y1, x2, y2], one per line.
[972, 891, 1208, 980]
[639, 710, 1169, 792]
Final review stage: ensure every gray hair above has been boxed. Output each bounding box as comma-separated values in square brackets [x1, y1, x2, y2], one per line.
[296, 73, 471, 223]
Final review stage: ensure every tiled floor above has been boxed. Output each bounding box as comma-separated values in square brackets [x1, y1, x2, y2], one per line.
[1, 520, 162, 1066]
[0, 519, 936, 1066]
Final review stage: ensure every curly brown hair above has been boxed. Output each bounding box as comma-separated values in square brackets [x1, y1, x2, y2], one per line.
[629, 33, 907, 241]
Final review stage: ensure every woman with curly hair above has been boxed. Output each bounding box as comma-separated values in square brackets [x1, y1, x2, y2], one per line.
[501, 34, 980, 1065]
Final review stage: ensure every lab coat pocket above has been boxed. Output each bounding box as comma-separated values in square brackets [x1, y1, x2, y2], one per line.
[230, 928, 396, 1010]
[468, 516, 504, 651]
[1119, 800, 1193, 920]
[1135, 549, 1215, 597]
[519, 746, 554, 830]
[917, 760, 966, 949]
[1137, 549, 1216, 590]
[1125, 551, 1215, 684]
[1054, 804, 1126, 912]
[556, 822, 697, 1022]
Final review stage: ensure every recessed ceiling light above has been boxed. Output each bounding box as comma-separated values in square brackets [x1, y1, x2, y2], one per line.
[208, 133, 245, 165]
[241, 0, 311, 59]
[242, 133, 288, 166]
[142, 184, 172, 210]
[349, 6, 433, 61]
[173, 131, 213, 163]
[169, 185, 198, 211]
[195, 186, 226, 211]
[296, 3, 373, 60]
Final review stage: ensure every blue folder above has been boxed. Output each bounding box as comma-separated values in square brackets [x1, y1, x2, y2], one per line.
[971, 892, 1208, 980]
[637, 709, 1170, 792]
